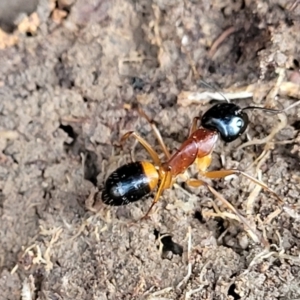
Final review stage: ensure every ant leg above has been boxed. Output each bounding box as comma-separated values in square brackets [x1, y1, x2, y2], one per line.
[137, 107, 171, 159]
[186, 178, 267, 246]
[204, 169, 283, 205]
[141, 171, 172, 220]
[121, 131, 161, 166]
[187, 179, 245, 218]
[189, 117, 201, 136]
[186, 179, 244, 217]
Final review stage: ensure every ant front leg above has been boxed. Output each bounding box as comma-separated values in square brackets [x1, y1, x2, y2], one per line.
[120, 131, 162, 166]
[189, 117, 201, 136]
[204, 169, 284, 205]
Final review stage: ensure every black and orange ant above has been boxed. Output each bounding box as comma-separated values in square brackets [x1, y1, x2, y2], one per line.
[102, 88, 298, 226]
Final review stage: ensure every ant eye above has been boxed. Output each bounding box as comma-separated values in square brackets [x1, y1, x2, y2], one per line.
[236, 119, 243, 128]
[201, 103, 249, 142]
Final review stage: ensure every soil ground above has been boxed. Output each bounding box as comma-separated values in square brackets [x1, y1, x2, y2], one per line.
[0, 0, 300, 299]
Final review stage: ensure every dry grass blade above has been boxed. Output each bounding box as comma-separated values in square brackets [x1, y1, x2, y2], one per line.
[176, 226, 192, 290]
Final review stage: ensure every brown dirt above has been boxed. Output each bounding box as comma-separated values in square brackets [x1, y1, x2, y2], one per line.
[0, 0, 300, 299]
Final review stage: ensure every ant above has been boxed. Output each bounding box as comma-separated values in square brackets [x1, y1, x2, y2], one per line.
[102, 92, 296, 227]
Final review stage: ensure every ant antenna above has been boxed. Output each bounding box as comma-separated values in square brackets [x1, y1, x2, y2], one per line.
[198, 79, 230, 103]
[242, 100, 300, 114]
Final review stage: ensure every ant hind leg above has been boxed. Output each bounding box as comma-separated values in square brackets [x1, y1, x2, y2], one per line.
[137, 107, 171, 159]
[120, 131, 161, 166]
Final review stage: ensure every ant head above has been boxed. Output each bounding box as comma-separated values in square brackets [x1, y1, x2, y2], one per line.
[201, 103, 249, 142]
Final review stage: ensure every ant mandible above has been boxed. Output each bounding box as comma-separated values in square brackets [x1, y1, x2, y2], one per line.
[102, 95, 288, 221]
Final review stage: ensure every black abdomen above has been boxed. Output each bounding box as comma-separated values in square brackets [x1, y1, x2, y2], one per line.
[102, 161, 159, 206]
